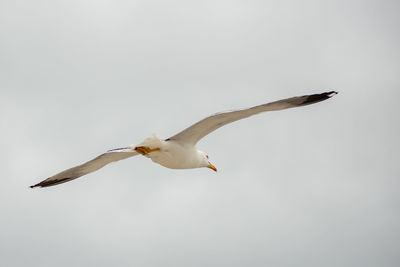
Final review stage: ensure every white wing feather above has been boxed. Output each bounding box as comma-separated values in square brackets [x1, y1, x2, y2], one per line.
[31, 147, 138, 188]
[168, 91, 337, 145]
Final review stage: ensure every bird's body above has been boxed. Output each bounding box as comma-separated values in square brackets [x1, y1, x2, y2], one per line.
[136, 134, 207, 170]
[31, 91, 337, 188]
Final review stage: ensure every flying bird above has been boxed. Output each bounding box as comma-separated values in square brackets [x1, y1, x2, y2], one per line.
[31, 91, 337, 188]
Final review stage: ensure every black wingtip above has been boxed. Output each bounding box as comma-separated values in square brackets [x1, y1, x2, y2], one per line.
[300, 91, 338, 106]
[326, 91, 338, 97]
[30, 177, 74, 189]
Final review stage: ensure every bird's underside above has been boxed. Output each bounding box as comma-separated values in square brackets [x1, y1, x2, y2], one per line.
[31, 91, 337, 188]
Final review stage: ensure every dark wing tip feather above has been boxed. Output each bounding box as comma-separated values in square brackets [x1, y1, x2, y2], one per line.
[300, 91, 338, 106]
[30, 182, 42, 188]
[30, 177, 75, 188]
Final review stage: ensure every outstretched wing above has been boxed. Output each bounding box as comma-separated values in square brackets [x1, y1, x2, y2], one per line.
[31, 147, 138, 188]
[168, 91, 338, 145]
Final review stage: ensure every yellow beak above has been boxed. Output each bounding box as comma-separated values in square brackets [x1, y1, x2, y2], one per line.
[207, 162, 217, 172]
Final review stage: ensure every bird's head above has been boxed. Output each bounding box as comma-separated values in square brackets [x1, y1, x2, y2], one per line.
[198, 151, 217, 172]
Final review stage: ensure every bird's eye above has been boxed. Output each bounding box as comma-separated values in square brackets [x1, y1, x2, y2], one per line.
[206, 155, 209, 159]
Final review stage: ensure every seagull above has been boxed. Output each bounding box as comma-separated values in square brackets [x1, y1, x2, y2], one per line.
[31, 91, 337, 188]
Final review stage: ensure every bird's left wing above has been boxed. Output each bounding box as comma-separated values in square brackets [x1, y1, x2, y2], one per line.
[31, 147, 138, 188]
[168, 91, 337, 145]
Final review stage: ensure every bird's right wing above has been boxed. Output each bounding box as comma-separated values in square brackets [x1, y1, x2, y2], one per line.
[31, 146, 138, 188]
[168, 91, 337, 145]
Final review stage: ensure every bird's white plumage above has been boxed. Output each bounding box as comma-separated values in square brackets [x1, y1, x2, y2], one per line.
[31, 91, 337, 188]
[138, 134, 208, 169]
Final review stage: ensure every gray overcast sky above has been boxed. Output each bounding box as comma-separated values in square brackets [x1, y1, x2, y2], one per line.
[1, 0, 399, 266]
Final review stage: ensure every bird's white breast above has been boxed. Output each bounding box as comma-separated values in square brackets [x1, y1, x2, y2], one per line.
[138, 134, 201, 169]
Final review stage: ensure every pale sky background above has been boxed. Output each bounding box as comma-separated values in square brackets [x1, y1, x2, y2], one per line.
[1, 0, 399, 266]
